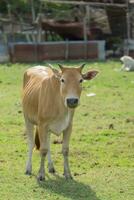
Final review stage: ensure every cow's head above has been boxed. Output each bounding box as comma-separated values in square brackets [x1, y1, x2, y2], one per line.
[49, 64, 98, 109]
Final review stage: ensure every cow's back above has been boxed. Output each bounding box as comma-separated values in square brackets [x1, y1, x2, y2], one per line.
[23, 66, 53, 88]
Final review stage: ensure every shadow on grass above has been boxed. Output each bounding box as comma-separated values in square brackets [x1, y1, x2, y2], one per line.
[38, 175, 100, 200]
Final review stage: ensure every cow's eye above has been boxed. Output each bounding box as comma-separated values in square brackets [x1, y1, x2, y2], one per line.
[61, 78, 65, 83]
[79, 79, 83, 83]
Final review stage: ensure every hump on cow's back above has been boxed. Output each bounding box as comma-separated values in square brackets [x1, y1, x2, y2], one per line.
[26, 66, 53, 78]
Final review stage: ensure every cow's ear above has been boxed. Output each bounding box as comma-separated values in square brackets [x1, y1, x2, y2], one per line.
[82, 70, 99, 80]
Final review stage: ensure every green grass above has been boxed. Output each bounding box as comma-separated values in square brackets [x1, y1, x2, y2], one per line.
[0, 61, 134, 200]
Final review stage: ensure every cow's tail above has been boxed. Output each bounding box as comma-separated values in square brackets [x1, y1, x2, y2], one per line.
[35, 128, 40, 150]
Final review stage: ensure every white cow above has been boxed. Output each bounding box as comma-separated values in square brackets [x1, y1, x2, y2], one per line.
[120, 55, 134, 71]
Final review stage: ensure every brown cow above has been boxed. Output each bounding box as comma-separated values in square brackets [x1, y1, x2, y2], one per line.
[22, 64, 98, 181]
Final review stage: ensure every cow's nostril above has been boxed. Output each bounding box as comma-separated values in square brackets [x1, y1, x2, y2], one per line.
[67, 98, 78, 108]
[73, 98, 78, 104]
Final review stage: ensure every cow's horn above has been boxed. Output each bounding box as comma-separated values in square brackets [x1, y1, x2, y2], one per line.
[47, 63, 53, 69]
[58, 64, 64, 71]
[79, 63, 86, 72]
[80, 63, 86, 70]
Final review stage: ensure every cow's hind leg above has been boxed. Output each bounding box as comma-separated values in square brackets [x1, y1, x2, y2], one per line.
[37, 124, 48, 181]
[47, 133, 55, 173]
[25, 118, 34, 175]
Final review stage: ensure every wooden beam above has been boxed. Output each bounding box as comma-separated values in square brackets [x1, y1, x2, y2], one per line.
[41, 0, 127, 8]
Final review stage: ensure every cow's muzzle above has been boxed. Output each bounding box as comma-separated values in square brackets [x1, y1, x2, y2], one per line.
[66, 98, 79, 108]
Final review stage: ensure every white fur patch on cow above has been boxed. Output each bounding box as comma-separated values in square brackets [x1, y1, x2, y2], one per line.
[49, 111, 71, 135]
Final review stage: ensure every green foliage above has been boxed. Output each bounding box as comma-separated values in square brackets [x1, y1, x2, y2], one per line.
[0, 0, 29, 13]
[0, 0, 72, 15]
[0, 61, 134, 200]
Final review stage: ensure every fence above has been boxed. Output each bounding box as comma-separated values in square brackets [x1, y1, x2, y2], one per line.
[9, 40, 105, 62]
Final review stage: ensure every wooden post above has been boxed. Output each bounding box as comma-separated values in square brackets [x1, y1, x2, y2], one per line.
[83, 17, 87, 41]
[125, 0, 131, 55]
[65, 40, 69, 60]
[7, 4, 15, 43]
[30, 0, 36, 22]
[86, 5, 90, 29]
[83, 6, 90, 59]
[36, 13, 42, 42]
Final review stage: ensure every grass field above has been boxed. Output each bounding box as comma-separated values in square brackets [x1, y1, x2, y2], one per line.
[0, 61, 134, 200]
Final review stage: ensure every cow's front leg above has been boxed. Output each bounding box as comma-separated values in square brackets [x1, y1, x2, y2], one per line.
[47, 133, 55, 173]
[37, 124, 48, 181]
[62, 124, 73, 180]
[25, 118, 34, 175]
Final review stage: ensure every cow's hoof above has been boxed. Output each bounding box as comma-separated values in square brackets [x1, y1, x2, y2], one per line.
[64, 174, 73, 180]
[25, 170, 32, 175]
[37, 173, 45, 181]
[49, 167, 56, 174]
[25, 164, 32, 175]
[37, 175, 45, 182]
